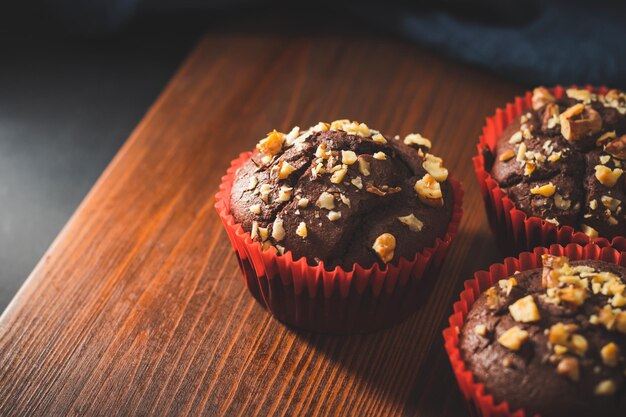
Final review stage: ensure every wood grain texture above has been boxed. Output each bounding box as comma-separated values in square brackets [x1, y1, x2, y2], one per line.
[0, 33, 524, 416]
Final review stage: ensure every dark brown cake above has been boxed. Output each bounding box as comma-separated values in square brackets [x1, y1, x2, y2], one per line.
[229, 120, 454, 269]
[490, 87, 626, 239]
[460, 255, 626, 417]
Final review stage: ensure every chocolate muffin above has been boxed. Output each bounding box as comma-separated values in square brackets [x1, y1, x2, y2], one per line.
[229, 120, 454, 269]
[460, 255, 626, 417]
[490, 87, 626, 239]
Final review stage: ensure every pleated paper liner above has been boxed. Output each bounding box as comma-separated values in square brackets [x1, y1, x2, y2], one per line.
[474, 85, 613, 256]
[443, 238, 626, 417]
[215, 151, 464, 334]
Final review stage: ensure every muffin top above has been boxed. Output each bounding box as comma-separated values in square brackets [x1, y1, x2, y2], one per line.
[490, 87, 626, 239]
[229, 120, 454, 269]
[460, 255, 626, 417]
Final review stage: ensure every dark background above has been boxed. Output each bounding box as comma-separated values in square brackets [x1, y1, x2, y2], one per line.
[0, 5, 205, 309]
[1, 0, 625, 311]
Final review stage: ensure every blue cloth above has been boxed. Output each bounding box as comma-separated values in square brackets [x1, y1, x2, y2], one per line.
[383, 2, 626, 86]
[51, 0, 626, 86]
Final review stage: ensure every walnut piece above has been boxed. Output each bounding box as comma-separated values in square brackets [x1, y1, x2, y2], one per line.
[397, 214, 424, 232]
[604, 134, 626, 160]
[422, 153, 448, 182]
[257, 130, 285, 156]
[509, 295, 541, 323]
[271, 217, 285, 242]
[498, 326, 529, 351]
[414, 173, 444, 207]
[532, 87, 555, 110]
[594, 380, 617, 396]
[474, 324, 487, 337]
[341, 150, 358, 165]
[530, 182, 556, 197]
[277, 161, 296, 179]
[594, 165, 623, 187]
[404, 133, 431, 149]
[600, 342, 620, 367]
[556, 357, 580, 382]
[372, 233, 396, 264]
[316, 192, 335, 210]
[560, 104, 602, 141]
[296, 222, 308, 238]
[499, 149, 515, 162]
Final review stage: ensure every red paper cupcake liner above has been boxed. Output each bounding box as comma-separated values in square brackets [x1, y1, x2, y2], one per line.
[474, 85, 614, 256]
[215, 151, 464, 333]
[443, 238, 626, 417]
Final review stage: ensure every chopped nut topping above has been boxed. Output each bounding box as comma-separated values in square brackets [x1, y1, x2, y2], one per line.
[542, 255, 568, 289]
[485, 287, 500, 310]
[250, 204, 261, 214]
[547, 152, 562, 162]
[597, 131, 617, 147]
[600, 155, 611, 165]
[315, 143, 331, 159]
[372, 233, 396, 263]
[340, 194, 351, 207]
[330, 119, 350, 130]
[311, 122, 330, 132]
[499, 149, 515, 162]
[414, 173, 444, 207]
[600, 342, 620, 367]
[341, 150, 358, 165]
[258, 226, 269, 242]
[509, 131, 523, 144]
[372, 133, 387, 144]
[594, 165, 623, 187]
[397, 214, 424, 232]
[604, 134, 626, 160]
[554, 193, 571, 210]
[298, 198, 309, 208]
[330, 166, 348, 184]
[271, 217, 285, 242]
[373, 151, 387, 160]
[581, 224, 599, 239]
[351, 176, 363, 189]
[296, 222, 308, 238]
[278, 161, 296, 179]
[259, 184, 272, 203]
[498, 277, 518, 295]
[284, 126, 302, 147]
[566, 88, 594, 103]
[250, 221, 259, 240]
[543, 103, 561, 129]
[365, 184, 387, 196]
[532, 87, 555, 110]
[246, 176, 258, 191]
[257, 130, 285, 157]
[316, 192, 335, 210]
[422, 153, 448, 182]
[524, 161, 536, 176]
[327, 211, 341, 222]
[278, 186, 293, 202]
[509, 295, 541, 323]
[560, 104, 602, 141]
[474, 324, 487, 337]
[498, 326, 529, 351]
[530, 182, 556, 197]
[516, 142, 527, 162]
[404, 133, 431, 149]
[556, 357, 580, 382]
[358, 156, 371, 176]
[594, 380, 617, 396]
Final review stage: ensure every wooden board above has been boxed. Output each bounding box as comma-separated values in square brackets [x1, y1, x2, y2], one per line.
[0, 33, 524, 416]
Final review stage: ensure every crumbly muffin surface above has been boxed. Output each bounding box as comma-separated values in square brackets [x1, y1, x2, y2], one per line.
[491, 87, 626, 238]
[460, 256, 626, 417]
[230, 120, 454, 269]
